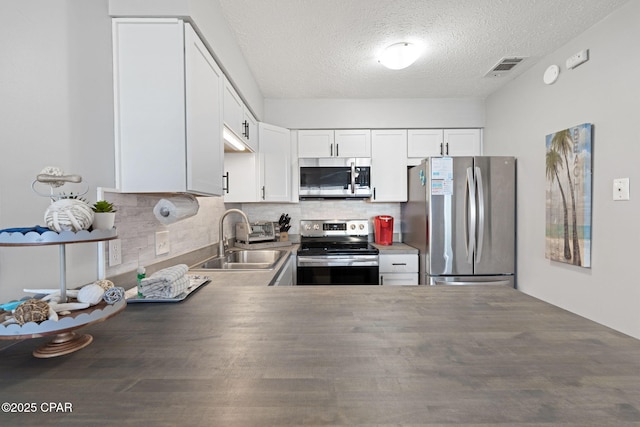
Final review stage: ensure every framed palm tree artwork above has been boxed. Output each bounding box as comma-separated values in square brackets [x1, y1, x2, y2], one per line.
[545, 123, 593, 267]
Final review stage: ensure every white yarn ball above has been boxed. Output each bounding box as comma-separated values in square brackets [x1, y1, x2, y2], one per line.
[44, 199, 94, 232]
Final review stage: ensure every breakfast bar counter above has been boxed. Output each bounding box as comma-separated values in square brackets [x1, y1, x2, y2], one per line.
[1, 283, 639, 426]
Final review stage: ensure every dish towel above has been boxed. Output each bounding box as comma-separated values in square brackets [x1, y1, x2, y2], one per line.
[139, 264, 190, 299]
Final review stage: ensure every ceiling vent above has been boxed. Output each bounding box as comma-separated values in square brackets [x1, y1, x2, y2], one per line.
[484, 56, 527, 77]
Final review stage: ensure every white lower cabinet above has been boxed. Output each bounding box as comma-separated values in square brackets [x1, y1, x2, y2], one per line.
[112, 18, 224, 195]
[379, 254, 419, 286]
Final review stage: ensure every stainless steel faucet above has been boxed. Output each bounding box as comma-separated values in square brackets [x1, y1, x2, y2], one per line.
[218, 208, 250, 256]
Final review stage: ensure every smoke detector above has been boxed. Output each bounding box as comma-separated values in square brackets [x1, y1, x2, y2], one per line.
[484, 56, 527, 77]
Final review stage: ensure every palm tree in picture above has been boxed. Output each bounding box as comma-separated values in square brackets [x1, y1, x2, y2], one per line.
[551, 129, 581, 266]
[546, 148, 571, 260]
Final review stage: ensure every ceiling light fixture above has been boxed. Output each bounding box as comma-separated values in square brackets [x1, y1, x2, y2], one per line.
[223, 126, 247, 151]
[378, 42, 420, 70]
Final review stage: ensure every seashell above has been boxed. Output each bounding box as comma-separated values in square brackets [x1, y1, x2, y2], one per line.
[44, 199, 94, 232]
[77, 284, 104, 306]
[95, 279, 115, 291]
[39, 166, 66, 188]
[14, 299, 50, 325]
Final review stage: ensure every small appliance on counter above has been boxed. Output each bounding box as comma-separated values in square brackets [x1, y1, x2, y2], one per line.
[235, 221, 279, 244]
[374, 215, 394, 245]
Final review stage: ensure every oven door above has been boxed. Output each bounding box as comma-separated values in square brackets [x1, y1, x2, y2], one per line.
[297, 255, 379, 285]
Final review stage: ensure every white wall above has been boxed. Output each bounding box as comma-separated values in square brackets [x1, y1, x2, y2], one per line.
[484, 1, 640, 339]
[0, 0, 115, 302]
[264, 98, 485, 129]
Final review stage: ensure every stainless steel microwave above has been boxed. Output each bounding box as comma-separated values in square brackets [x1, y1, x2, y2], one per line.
[299, 158, 372, 199]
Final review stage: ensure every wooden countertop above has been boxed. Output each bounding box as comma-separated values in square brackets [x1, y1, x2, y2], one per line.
[1, 283, 639, 426]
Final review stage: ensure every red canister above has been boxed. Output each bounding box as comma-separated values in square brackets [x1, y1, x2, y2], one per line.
[374, 215, 394, 245]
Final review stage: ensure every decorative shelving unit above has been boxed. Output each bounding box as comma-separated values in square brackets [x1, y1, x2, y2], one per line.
[0, 228, 126, 358]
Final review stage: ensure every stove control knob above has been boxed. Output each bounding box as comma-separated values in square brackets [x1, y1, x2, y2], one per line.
[350, 224, 356, 230]
[359, 224, 365, 230]
[313, 224, 320, 230]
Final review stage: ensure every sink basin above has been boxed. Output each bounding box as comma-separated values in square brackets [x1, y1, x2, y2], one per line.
[191, 249, 287, 271]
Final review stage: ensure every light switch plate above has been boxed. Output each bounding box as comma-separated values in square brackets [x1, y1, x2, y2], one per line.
[613, 178, 630, 201]
[155, 231, 170, 255]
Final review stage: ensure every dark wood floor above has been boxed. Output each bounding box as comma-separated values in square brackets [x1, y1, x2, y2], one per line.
[2, 284, 640, 426]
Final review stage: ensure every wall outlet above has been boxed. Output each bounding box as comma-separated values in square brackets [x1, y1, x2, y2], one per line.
[155, 231, 170, 255]
[109, 238, 122, 266]
[613, 178, 630, 201]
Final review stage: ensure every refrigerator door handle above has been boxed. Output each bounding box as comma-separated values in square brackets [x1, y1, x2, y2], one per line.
[465, 167, 476, 264]
[475, 166, 485, 263]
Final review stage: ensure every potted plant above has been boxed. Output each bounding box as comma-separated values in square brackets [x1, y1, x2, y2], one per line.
[91, 200, 117, 230]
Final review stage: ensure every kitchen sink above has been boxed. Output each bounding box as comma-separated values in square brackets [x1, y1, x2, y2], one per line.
[190, 249, 287, 271]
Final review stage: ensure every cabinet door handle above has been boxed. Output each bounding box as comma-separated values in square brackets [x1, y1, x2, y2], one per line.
[446, 142, 449, 155]
[330, 144, 333, 157]
[392, 263, 407, 266]
[223, 172, 229, 194]
[336, 143, 339, 157]
[440, 143, 444, 156]
[243, 121, 249, 139]
[261, 186, 265, 200]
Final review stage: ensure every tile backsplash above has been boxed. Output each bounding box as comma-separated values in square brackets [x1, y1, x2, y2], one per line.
[241, 201, 402, 236]
[103, 191, 402, 278]
[103, 192, 231, 278]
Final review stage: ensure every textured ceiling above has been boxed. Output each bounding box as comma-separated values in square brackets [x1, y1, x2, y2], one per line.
[217, 0, 629, 99]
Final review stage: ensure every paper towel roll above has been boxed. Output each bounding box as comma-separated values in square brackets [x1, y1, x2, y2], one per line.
[153, 195, 200, 224]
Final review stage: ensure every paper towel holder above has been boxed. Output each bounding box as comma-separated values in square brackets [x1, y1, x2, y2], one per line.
[153, 194, 200, 224]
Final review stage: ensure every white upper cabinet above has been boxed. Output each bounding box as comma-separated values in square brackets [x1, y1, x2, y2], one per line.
[224, 122, 293, 203]
[298, 129, 371, 158]
[223, 153, 259, 203]
[184, 23, 224, 195]
[443, 129, 482, 156]
[223, 80, 244, 136]
[223, 78, 258, 152]
[258, 123, 292, 202]
[371, 130, 407, 202]
[243, 109, 258, 151]
[407, 129, 444, 159]
[297, 130, 334, 157]
[113, 19, 223, 195]
[407, 129, 482, 164]
[334, 130, 371, 157]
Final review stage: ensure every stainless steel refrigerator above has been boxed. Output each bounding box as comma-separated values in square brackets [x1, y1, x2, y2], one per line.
[402, 157, 516, 286]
